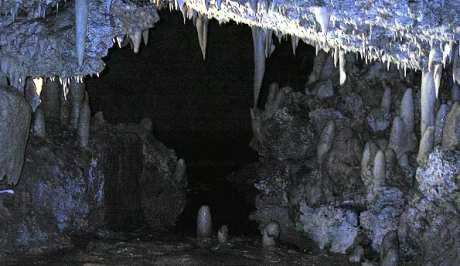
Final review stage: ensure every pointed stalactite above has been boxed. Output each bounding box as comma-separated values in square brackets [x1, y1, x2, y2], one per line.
[75, 0, 89, 67]
[215, 0, 222, 10]
[339, 50, 346, 85]
[70, 81, 85, 130]
[421, 70, 436, 136]
[291, 35, 299, 56]
[434, 103, 449, 146]
[442, 41, 454, 66]
[252, 26, 266, 108]
[105, 0, 112, 13]
[33, 106, 46, 138]
[249, 0, 258, 13]
[433, 64, 442, 98]
[142, 30, 149, 46]
[310, 6, 331, 34]
[195, 15, 208, 61]
[78, 93, 91, 149]
[130, 31, 142, 54]
[428, 47, 441, 72]
[265, 30, 274, 58]
[317, 120, 335, 165]
[417, 126, 434, 165]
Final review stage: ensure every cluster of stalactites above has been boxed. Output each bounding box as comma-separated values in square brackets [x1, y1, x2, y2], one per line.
[25, 76, 91, 149]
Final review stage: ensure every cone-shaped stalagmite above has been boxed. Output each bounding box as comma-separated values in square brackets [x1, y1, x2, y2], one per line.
[197, 205, 212, 238]
[361, 141, 378, 187]
[389, 116, 406, 159]
[75, 0, 89, 66]
[41, 79, 61, 120]
[434, 104, 449, 146]
[373, 150, 386, 191]
[442, 102, 460, 150]
[400, 88, 414, 134]
[70, 81, 85, 130]
[78, 93, 90, 148]
[33, 106, 46, 138]
[421, 70, 436, 136]
[252, 26, 266, 108]
[381, 85, 392, 115]
[417, 126, 434, 165]
[195, 14, 208, 60]
[317, 120, 335, 165]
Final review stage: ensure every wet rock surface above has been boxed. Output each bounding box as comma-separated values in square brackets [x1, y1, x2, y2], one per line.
[2, 230, 357, 266]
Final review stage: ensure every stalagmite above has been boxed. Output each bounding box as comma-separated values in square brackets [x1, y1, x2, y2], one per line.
[291, 35, 299, 55]
[310, 6, 331, 34]
[452, 83, 460, 102]
[442, 102, 460, 150]
[308, 51, 327, 84]
[218, 225, 229, 243]
[388, 116, 406, 159]
[361, 141, 378, 185]
[400, 88, 414, 134]
[78, 93, 90, 148]
[195, 15, 208, 60]
[130, 31, 142, 54]
[41, 79, 61, 120]
[33, 106, 46, 138]
[417, 126, 434, 165]
[252, 26, 266, 108]
[373, 150, 385, 191]
[317, 120, 335, 165]
[381, 85, 391, 115]
[421, 70, 436, 136]
[197, 205, 213, 238]
[75, 0, 89, 67]
[339, 50, 346, 85]
[262, 221, 280, 247]
[142, 30, 149, 46]
[434, 104, 449, 146]
[433, 64, 442, 98]
[70, 81, 85, 130]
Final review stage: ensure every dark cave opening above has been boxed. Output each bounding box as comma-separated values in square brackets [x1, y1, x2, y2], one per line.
[86, 10, 315, 235]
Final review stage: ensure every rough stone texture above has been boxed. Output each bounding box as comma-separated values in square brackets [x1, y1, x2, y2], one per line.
[442, 102, 460, 150]
[0, 0, 159, 89]
[0, 86, 31, 186]
[399, 149, 460, 266]
[298, 202, 358, 254]
[0, 115, 187, 257]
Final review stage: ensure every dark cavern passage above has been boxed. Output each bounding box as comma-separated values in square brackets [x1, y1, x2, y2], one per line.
[3, 0, 460, 265]
[86, 10, 315, 235]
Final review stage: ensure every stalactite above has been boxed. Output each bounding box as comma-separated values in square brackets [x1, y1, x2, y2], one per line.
[252, 26, 266, 108]
[317, 120, 335, 165]
[310, 6, 330, 34]
[129, 31, 142, 54]
[265, 30, 275, 58]
[197, 205, 212, 238]
[291, 35, 299, 55]
[105, 0, 112, 13]
[262, 221, 280, 247]
[78, 92, 90, 148]
[421, 70, 436, 136]
[195, 15, 208, 60]
[33, 106, 46, 138]
[25, 78, 41, 112]
[339, 50, 346, 85]
[417, 126, 434, 165]
[433, 64, 442, 98]
[75, 0, 89, 67]
[434, 104, 449, 146]
[70, 81, 85, 130]
[142, 30, 149, 46]
[250, 0, 258, 12]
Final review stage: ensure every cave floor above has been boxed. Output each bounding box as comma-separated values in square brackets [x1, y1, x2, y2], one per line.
[5, 230, 357, 266]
